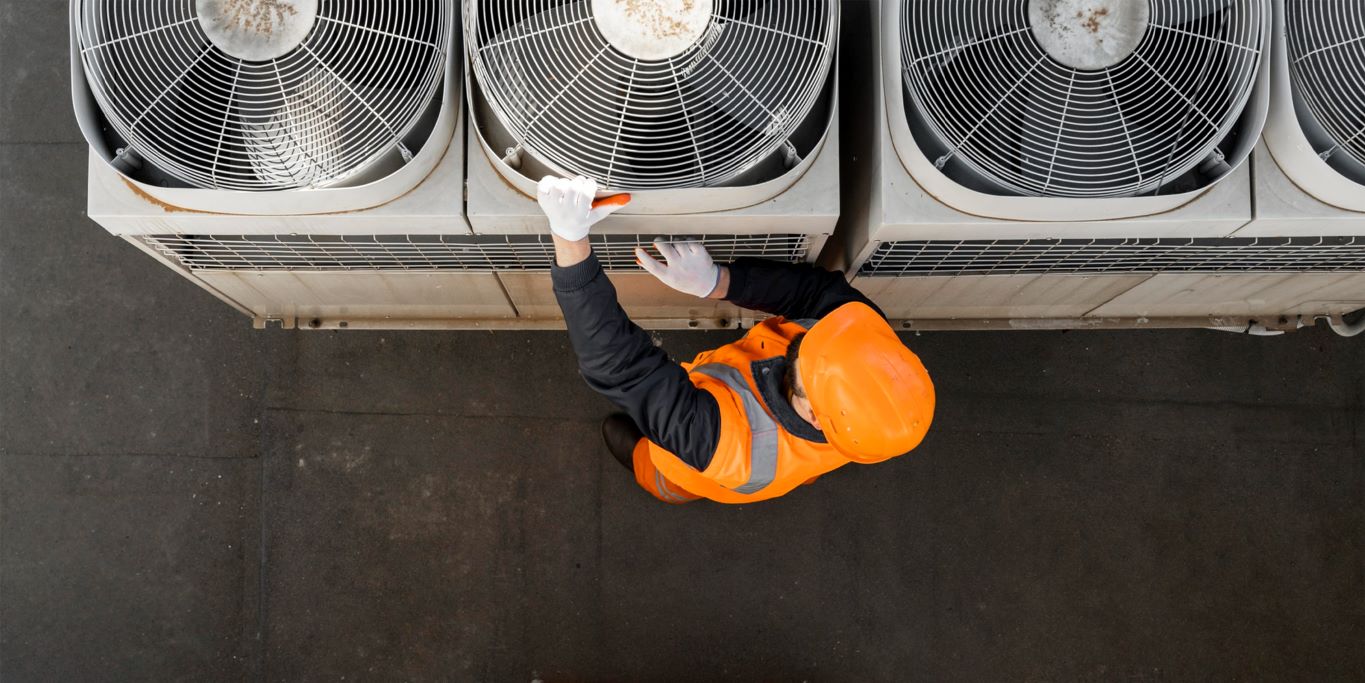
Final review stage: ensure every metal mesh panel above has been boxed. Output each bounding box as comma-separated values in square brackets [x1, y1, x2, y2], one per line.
[860, 238, 1365, 277]
[1287, 0, 1365, 168]
[143, 233, 811, 272]
[77, 1, 452, 191]
[900, 1, 1267, 198]
[465, 0, 838, 190]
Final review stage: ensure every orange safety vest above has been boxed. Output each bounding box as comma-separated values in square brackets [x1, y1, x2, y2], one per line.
[639, 317, 895, 504]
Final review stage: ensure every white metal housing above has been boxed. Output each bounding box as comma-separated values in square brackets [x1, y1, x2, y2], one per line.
[1257, 0, 1365, 232]
[465, 108, 840, 328]
[76, 1, 497, 329]
[462, 0, 844, 328]
[72, 0, 459, 215]
[837, 0, 1365, 328]
[886, 0, 1270, 223]
[79, 0, 843, 330]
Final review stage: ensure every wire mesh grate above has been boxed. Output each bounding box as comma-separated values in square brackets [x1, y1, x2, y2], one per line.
[77, 0, 451, 191]
[143, 233, 812, 272]
[900, 0, 1267, 198]
[1287, 0, 1365, 169]
[860, 238, 1365, 277]
[465, 0, 838, 191]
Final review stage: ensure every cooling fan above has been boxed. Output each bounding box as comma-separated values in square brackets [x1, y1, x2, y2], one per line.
[886, 0, 1270, 221]
[461, 0, 843, 327]
[72, 0, 456, 213]
[464, 0, 839, 202]
[1261, 0, 1365, 214]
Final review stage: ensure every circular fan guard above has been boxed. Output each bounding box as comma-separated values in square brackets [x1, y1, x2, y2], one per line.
[1286, 0, 1365, 173]
[901, 0, 1267, 198]
[77, 0, 450, 191]
[466, 0, 838, 191]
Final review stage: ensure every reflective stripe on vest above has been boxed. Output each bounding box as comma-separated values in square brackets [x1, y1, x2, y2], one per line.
[692, 364, 779, 495]
[654, 470, 689, 503]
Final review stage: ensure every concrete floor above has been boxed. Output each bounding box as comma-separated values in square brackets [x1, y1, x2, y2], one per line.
[3, 2, 1365, 681]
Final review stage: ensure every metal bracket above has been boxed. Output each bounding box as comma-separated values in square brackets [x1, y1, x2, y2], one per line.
[1198, 147, 1230, 176]
[782, 140, 801, 170]
[111, 146, 143, 175]
[502, 145, 523, 170]
[253, 316, 297, 330]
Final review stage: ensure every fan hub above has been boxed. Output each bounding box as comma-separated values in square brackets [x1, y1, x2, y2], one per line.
[196, 0, 319, 62]
[591, 0, 714, 61]
[1027, 0, 1149, 71]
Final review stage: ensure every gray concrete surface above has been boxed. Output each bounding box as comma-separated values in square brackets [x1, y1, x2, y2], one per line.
[3, 1, 1364, 681]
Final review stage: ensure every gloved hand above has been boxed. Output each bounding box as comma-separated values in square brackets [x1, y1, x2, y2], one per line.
[537, 175, 630, 241]
[636, 240, 721, 298]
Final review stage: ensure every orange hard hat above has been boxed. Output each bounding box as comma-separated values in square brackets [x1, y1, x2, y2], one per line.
[798, 303, 935, 462]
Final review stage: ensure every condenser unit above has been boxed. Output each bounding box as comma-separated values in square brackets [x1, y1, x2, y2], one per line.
[73, 0, 497, 329]
[839, 0, 1365, 329]
[463, 0, 843, 328]
[1254, 0, 1365, 237]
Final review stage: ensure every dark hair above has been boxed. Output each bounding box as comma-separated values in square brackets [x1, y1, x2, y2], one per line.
[784, 333, 807, 400]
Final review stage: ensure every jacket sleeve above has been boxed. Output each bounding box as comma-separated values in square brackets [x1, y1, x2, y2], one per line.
[553, 252, 720, 471]
[723, 257, 885, 320]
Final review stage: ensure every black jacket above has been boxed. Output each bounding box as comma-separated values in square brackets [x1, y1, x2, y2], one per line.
[553, 255, 882, 471]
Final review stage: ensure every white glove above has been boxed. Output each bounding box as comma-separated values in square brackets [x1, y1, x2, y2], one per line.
[635, 240, 721, 298]
[537, 175, 629, 241]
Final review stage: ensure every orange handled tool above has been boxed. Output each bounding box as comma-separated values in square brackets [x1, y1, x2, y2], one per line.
[592, 194, 632, 212]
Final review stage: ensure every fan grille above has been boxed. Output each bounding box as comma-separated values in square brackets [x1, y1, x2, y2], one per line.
[142, 233, 813, 271]
[901, 0, 1267, 198]
[77, 0, 450, 191]
[1286, 0, 1365, 168]
[466, 0, 838, 191]
[861, 237, 1365, 277]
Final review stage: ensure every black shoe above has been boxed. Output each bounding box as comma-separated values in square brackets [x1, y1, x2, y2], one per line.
[601, 413, 642, 473]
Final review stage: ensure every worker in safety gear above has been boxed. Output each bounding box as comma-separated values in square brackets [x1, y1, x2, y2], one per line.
[539, 175, 935, 504]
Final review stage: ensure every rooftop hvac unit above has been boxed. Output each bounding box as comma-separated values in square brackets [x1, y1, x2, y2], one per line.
[73, 0, 498, 329]
[840, 0, 1365, 329]
[463, 0, 843, 328]
[889, 0, 1268, 225]
[1254, 0, 1365, 237]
